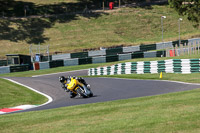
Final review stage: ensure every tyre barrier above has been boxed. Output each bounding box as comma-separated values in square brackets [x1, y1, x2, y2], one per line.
[0, 66, 10, 74]
[88, 59, 200, 76]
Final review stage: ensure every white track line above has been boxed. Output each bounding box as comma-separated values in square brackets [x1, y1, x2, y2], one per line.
[1, 69, 88, 114]
[3, 78, 53, 108]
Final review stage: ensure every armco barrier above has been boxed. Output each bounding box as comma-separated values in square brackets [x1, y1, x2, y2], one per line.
[79, 57, 92, 65]
[122, 46, 140, 53]
[156, 51, 166, 57]
[106, 55, 119, 62]
[144, 51, 157, 58]
[88, 50, 106, 57]
[50, 38, 199, 60]
[118, 53, 132, 61]
[188, 38, 200, 43]
[52, 53, 71, 60]
[181, 40, 189, 46]
[39, 62, 50, 70]
[64, 58, 78, 66]
[41, 55, 52, 62]
[156, 41, 173, 50]
[71, 52, 88, 58]
[0, 50, 167, 73]
[140, 44, 156, 51]
[92, 56, 106, 64]
[132, 51, 144, 58]
[106, 47, 123, 55]
[0, 66, 10, 74]
[88, 59, 200, 76]
[49, 60, 64, 68]
[10, 65, 29, 73]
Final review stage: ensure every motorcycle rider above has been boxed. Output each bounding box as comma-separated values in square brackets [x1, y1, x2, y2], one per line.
[59, 76, 90, 98]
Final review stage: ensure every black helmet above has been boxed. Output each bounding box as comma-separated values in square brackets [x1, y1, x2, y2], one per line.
[59, 76, 65, 83]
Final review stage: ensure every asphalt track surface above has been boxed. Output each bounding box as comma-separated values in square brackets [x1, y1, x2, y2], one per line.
[6, 69, 200, 113]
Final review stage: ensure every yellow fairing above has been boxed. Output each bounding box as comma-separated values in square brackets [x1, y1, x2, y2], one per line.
[66, 78, 84, 94]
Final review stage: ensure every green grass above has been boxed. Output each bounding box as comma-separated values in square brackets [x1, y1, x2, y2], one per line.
[94, 73, 200, 83]
[42, 5, 200, 52]
[0, 55, 200, 132]
[0, 4, 199, 58]
[1, 88, 200, 133]
[0, 78, 48, 109]
[1, 1, 200, 132]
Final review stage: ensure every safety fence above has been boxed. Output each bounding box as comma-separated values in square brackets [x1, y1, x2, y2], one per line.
[51, 42, 170, 60]
[88, 59, 200, 76]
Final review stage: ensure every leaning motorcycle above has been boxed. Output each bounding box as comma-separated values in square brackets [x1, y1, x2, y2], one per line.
[65, 77, 93, 98]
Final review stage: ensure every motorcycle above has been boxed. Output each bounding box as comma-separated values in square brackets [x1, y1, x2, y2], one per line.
[65, 77, 93, 98]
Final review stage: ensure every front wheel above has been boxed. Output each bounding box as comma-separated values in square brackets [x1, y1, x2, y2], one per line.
[76, 86, 93, 98]
[76, 87, 88, 98]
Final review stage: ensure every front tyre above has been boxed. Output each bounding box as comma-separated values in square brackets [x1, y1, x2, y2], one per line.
[76, 87, 88, 98]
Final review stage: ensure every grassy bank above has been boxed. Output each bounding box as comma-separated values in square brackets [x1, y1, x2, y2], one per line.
[0, 4, 199, 58]
[1, 88, 200, 133]
[0, 78, 48, 109]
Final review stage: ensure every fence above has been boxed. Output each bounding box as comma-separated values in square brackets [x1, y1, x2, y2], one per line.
[166, 39, 200, 57]
[88, 59, 200, 76]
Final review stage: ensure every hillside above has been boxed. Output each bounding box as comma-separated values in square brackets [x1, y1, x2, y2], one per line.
[0, 1, 199, 59]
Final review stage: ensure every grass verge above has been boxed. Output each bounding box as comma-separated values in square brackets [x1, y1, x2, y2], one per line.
[91, 72, 200, 84]
[0, 78, 48, 109]
[1, 88, 200, 133]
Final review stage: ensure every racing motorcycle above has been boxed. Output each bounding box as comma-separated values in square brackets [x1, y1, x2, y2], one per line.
[65, 77, 93, 98]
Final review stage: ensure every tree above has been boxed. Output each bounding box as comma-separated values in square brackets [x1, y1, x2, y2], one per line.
[0, 0, 14, 16]
[168, 0, 200, 28]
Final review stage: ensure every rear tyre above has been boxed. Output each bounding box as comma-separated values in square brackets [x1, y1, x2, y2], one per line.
[89, 91, 93, 97]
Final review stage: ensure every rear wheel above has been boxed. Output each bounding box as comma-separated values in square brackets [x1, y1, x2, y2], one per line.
[89, 91, 93, 97]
